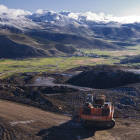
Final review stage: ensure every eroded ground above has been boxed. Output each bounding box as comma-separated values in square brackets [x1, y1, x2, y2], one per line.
[0, 65, 140, 140]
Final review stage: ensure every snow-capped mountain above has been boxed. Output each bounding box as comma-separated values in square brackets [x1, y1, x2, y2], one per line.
[28, 10, 140, 27]
[29, 10, 88, 27]
[0, 5, 42, 30]
[29, 10, 122, 28]
[0, 4, 134, 31]
[1, 4, 140, 39]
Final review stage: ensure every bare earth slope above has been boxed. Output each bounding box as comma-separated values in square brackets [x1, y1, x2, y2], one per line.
[0, 100, 140, 140]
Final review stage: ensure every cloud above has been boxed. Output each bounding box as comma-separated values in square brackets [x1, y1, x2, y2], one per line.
[67, 11, 140, 24]
[78, 12, 140, 24]
[0, 4, 32, 19]
[85, 12, 105, 21]
[106, 15, 140, 24]
[0, 4, 9, 14]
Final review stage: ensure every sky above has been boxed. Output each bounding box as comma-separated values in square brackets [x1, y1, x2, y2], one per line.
[0, 0, 140, 16]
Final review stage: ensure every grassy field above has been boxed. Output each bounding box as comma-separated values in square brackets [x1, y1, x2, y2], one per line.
[1, 46, 140, 79]
[0, 56, 120, 79]
[80, 48, 138, 56]
[0, 57, 115, 79]
[0, 57, 63, 79]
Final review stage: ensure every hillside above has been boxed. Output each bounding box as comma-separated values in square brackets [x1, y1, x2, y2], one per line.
[0, 28, 122, 59]
[0, 29, 76, 58]
[27, 30, 121, 50]
[91, 26, 140, 40]
[0, 35, 49, 58]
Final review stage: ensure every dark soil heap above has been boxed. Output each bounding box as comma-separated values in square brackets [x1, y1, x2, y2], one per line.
[41, 86, 79, 94]
[66, 68, 140, 89]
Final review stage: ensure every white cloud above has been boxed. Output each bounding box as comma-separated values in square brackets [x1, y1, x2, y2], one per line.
[85, 12, 105, 21]
[106, 15, 140, 24]
[0, 4, 9, 14]
[84, 12, 140, 24]
[70, 11, 140, 24]
[0, 4, 32, 19]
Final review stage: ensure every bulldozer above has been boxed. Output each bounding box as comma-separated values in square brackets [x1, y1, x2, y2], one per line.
[78, 94, 115, 128]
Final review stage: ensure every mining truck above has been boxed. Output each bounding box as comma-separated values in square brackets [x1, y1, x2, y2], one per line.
[78, 94, 115, 128]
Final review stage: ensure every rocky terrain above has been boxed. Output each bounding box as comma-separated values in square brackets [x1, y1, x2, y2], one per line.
[0, 65, 140, 118]
[0, 65, 140, 139]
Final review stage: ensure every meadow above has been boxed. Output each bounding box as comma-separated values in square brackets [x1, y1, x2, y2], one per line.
[1, 46, 140, 79]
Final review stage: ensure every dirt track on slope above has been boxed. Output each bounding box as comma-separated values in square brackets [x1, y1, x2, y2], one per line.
[0, 100, 140, 140]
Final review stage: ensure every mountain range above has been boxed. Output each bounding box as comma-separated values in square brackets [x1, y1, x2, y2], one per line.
[0, 5, 140, 58]
[1, 7, 140, 41]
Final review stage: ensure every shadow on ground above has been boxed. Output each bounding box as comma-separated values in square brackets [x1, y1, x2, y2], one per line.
[36, 117, 111, 140]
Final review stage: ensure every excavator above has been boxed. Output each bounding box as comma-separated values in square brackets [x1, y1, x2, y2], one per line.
[78, 94, 115, 128]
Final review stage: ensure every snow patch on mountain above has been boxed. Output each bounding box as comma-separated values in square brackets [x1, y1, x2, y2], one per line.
[30, 10, 87, 27]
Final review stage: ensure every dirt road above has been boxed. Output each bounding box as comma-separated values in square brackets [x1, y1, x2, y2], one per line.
[0, 100, 140, 140]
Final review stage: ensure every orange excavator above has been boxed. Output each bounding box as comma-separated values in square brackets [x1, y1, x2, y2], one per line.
[78, 94, 115, 128]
